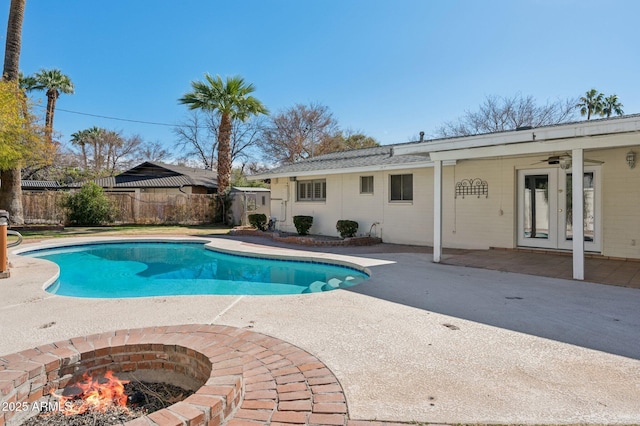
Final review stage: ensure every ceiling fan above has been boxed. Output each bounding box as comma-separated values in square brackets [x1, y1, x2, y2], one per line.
[531, 153, 604, 169]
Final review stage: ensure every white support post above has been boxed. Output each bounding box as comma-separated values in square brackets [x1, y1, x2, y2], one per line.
[433, 160, 443, 263]
[572, 148, 585, 280]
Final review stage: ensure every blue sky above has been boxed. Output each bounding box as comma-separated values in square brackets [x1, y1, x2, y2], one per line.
[4, 0, 639, 155]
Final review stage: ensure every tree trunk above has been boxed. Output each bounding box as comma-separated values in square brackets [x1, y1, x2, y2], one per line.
[92, 140, 102, 172]
[81, 143, 87, 168]
[45, 89, 58, 143]
[106, 139, 114, 174]
[217, 112, 232, 195]
[0, 0, 26, 224]
[0, 169, 24, 224]
[96, 140, 104, 172]
[2, 0, 25, 82]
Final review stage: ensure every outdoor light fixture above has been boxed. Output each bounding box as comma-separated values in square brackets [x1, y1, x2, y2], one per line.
[626, 150, 636, 169]
[559, 157, 572, 170]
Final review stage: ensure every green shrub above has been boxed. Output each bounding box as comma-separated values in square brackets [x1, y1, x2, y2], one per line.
[63, 182, 114, 226]
[248, 213, 267, 231]
[336, 220, 358, 238]
[293, 215, 313, 235]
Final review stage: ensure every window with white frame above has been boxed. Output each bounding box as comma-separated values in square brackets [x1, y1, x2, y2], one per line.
[360, 176, 374, 194]
[390, 174, 413, 201]
[297, 179, 326, 201]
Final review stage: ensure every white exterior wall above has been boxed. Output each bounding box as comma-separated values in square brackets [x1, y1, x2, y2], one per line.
[440, 159, 516, 250]
[269, 168, 430, 245]
[598, 146, 640, 258]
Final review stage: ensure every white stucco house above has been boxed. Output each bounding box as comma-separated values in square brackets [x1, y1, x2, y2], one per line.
[251, 114, 640, 280]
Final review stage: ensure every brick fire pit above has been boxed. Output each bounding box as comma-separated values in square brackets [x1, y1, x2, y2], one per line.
[0, 324, 348, 425]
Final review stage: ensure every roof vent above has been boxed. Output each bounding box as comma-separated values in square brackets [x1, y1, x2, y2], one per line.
[516, 126, 533, 131]
[389, 147, 394, 157]
[419, 131, 425, 142]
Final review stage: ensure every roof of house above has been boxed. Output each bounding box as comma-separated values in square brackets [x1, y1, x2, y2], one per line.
[21, 180, 61, 189]
[252, 145, 431, 179]
[71, 162, 218, 189]
[253, 114, 640, 179]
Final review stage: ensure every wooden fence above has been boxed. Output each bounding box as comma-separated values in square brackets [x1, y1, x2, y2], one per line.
[22, 192, 217, 225]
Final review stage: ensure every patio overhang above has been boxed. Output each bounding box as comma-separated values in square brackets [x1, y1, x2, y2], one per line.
[426, 115, 640, 281]
[429, 132, 639, 162]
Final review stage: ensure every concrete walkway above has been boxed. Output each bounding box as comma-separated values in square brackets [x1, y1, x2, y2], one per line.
[1, 236, 639, 424]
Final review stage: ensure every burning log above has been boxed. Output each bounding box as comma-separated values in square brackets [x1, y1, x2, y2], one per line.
[22, 371, 193, 426]
[51, 371, 129, 416]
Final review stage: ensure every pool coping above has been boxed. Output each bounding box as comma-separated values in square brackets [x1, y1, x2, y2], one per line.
[13, 236, 389, 270]
[12, 236, 388, 296]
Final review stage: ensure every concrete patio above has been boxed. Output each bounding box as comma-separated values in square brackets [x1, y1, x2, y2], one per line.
[1, 235, 639, 425]
[441, 247, 640, 289]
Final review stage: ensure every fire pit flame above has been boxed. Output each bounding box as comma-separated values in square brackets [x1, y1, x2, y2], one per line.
[50, 371, 129, 416]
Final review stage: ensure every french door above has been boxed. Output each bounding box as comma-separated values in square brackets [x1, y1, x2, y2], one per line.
[517, 167, 601, 252]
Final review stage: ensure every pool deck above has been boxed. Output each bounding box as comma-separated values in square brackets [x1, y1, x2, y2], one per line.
[1, 235, 639, 425]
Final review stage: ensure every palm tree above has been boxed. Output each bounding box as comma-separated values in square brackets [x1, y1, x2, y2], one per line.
[17, 72, 35, 90]
[602, 94, 624, 118]
[70, 129, 90, 169]
[84, 126, 104, 172]
[102, 129, 123, 174]
[0, 0, 27, 225]
[577, 89, 604, 120]
[26, 68, 74, 143]
[2, 0, 25, 82]
[179, 74, 268, 195]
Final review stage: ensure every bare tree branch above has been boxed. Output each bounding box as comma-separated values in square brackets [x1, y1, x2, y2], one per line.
[174, 111, 216, 170]
[173, 110, 262, 170]
[435, 94, 578, 138]
[258, 102, 339, 164]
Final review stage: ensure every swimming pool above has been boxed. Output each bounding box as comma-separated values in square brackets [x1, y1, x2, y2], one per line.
[23, 241, 369, 298]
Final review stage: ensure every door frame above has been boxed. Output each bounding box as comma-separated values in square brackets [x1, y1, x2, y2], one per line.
[517, 166, 601, 252]
[557, 166, 601, 252]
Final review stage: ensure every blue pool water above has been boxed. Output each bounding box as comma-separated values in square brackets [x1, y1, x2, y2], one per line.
[24, 242, 369, 298]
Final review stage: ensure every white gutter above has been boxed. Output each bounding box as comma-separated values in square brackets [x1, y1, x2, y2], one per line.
[430, 132, 638, 161]
[247, 159, 457, 181]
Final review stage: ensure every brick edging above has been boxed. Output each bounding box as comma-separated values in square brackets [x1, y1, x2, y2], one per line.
[229, 229, 382, 247]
